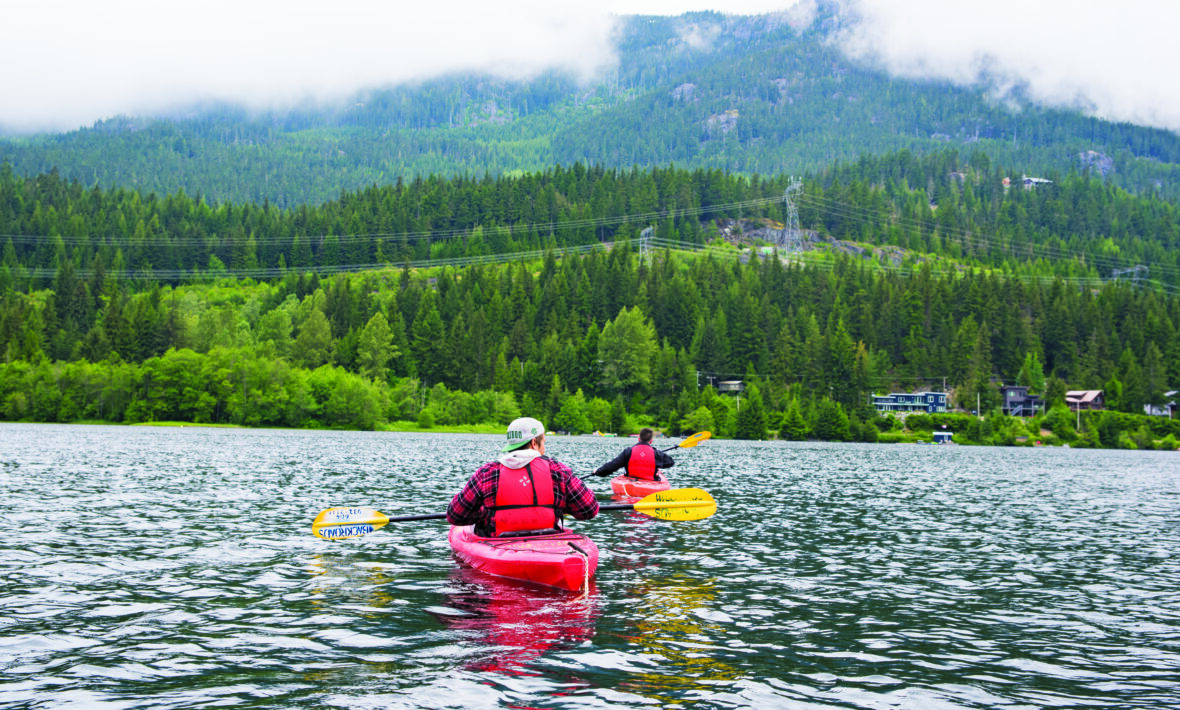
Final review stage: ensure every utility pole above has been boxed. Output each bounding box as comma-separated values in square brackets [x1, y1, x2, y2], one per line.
[781, 178, 803, 254]
[1111, 265, 1148, 287]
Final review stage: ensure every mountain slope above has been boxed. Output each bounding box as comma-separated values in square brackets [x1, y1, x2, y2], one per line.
[2, 11, 1179, 206]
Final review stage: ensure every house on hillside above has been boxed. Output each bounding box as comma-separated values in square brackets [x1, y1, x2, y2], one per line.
[1145, 391, 1177, 418]
[1066, 390, 1104, 411]
[718, 380, 744, 394]
[871, 391, 948, 414]
[1000, 385, 1044, 417]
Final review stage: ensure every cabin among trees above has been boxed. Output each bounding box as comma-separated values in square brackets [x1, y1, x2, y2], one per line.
[870, 392, 948, 414]
[1066, 390, 1105, 411]
[1000, 385, 1044, 417]
[1145, 391, 1177, 418]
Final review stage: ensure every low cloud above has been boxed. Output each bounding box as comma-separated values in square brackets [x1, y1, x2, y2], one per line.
[0, 0, 622, 133]
[2, 0, 1176, 136]
[834, 0, 1180, 133]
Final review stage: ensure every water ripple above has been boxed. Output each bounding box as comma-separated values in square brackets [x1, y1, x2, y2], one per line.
[2, 425, 1178, 708]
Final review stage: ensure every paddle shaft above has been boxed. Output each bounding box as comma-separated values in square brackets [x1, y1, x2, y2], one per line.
[333, 500, 696, 523]
[599, 503, 640, 512]
[385, 503, 680, 519]
[387, 512, 447, 522]
[353, 501, 662, 522]
[314, 486, 715, 537]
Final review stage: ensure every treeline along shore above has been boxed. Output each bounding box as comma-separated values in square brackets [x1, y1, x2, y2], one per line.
[1, 151, 1178, 448]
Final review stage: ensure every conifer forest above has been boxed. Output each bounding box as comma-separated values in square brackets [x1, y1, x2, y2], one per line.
[2, 149, 1178, 449]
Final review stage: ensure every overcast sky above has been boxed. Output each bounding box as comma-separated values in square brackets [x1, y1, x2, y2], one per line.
[1, 0, 1177, 134]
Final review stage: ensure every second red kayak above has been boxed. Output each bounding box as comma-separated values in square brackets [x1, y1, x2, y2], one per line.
[448, 525, 599, 592]
[610, 475, 671, 498]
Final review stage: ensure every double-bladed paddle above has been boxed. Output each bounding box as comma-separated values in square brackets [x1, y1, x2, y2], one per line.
[660, 430, 711, 453]
[583, 430, 712, 482]
[311, 487, 717, 540]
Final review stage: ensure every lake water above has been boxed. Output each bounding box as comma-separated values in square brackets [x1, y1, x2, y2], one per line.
[2, 423, 1178, 709]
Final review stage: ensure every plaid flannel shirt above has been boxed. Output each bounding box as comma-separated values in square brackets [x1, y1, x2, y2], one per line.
[446, 457, 599, 534]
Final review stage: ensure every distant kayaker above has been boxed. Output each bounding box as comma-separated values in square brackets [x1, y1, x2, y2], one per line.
[591, 427, 675, 481]
[447, 417, 600, 537]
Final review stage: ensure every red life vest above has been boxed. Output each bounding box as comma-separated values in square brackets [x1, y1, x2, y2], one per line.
[626, 443, 658, 480]
[492, 458, 559, 536]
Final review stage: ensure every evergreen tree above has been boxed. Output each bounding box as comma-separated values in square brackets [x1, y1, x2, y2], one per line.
[598, 306, 658, 398]
[410, 293, 447, 385]
[294, 308, 333, 368]
[554, 388, 592, 434]
[1017, 351, 1047, 392]
[734, 382, 768, 440]
[1117, 348, 1146, 414]
[778, 399, 808, 440]
[1044, 376, 1067, 407]
[357, 311, 394, 382]
[1141, 343, 1169, 411]
[812, 399, 851, 441]
[825, 318, 858, 407]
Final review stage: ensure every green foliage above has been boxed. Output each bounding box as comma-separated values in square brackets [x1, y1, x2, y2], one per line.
[357, 311, 394, 382]
[294, 309, 333, 368]
[812, 399, 851, 442]
[734, 382, 768, 440]
[598, 306, 659, 397]
[1042, 404, 1079, 441]
[1017, 352, 1047, 392]
[778, 399, 807, 441]
[0, 145, 1178, 449]
[681, 406, 715, 435]
[1044, 376, 1067, 407]
[554, 388, 593, 434]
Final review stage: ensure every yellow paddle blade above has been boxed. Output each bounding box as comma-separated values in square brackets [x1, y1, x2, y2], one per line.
[312, 507, 390, 540]
[632, 487, 716, 521]
[679, 431, 712, 448]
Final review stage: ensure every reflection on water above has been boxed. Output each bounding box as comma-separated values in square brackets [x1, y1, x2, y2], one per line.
[429, 566, 600, 675]
[2, 424, 1179, 708]
[615, 574, 745, 704]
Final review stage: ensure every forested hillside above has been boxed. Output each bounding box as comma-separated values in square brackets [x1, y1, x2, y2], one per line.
[2, 11, 1179, 206]
[2, 152, 1178, 448]
[4, 150, 1178, 289]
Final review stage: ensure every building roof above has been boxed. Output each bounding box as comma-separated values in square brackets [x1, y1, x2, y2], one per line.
[1066, 390, 1103, 403]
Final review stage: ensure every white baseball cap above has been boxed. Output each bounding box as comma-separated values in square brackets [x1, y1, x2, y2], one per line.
[503, 417, 545, 451]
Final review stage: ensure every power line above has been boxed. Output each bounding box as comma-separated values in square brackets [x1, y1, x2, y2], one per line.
[4, 185, 1177, 295]
[797, 192, 1180, 280]
[0, 196, 786, 248]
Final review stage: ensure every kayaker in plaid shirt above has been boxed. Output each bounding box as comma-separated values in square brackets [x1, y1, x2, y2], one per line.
[447, 417, 599, 537]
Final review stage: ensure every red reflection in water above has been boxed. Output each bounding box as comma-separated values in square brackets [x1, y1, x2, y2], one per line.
[430, 565, 601, 675]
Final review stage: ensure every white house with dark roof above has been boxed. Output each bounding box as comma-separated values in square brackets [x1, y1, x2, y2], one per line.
[1145, 391, 1177, 418]
[870, 391, 948, 414]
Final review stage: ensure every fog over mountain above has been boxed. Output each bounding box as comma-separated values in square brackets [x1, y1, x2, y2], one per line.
[1, 0, 1175, 134]
[834, 0, 1180, 133]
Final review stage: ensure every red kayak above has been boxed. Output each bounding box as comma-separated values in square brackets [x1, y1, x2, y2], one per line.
[448, 526, 599, 592]
[610, 475, 671, 498]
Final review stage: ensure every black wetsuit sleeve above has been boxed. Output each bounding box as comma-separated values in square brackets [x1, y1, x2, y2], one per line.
[592, 447, 631, 477]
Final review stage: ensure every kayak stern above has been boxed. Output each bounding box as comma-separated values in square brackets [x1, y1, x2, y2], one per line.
[449, 526, 599, 592]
